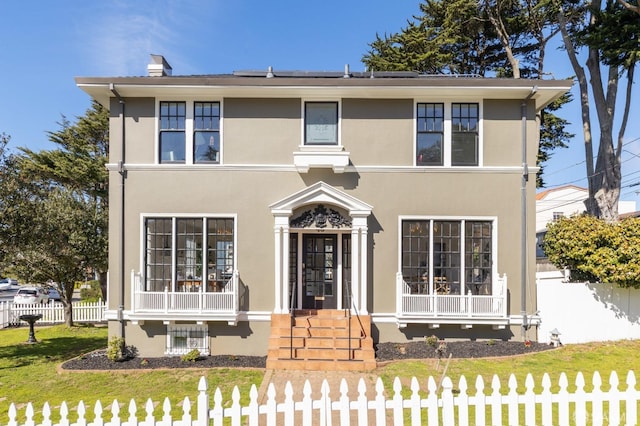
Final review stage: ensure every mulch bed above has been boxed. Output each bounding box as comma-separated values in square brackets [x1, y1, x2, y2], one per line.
[61, 340, 554, 371]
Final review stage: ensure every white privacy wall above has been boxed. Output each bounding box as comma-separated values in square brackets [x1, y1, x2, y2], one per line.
[537, 271, 640, 344]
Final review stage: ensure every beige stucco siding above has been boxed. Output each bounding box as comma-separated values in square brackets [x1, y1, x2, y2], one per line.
[223, 98, 300, 164]
[114, 167, 535, 318]
[483, 99, 538, 167]
[342, 99, 413, 166]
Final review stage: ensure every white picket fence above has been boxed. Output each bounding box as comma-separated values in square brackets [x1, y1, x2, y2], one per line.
[6, 371, 640, 426]
[0, 300, 106, 328]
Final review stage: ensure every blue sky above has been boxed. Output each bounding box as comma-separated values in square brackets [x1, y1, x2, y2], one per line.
[1, 1, 639, 205]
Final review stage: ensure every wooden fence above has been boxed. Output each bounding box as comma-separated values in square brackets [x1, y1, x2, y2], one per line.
[6, 371, 640, 425]
[0, 300, 106, 328]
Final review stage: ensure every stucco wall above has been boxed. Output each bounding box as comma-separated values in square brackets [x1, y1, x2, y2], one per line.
[537, 271, 640, 344]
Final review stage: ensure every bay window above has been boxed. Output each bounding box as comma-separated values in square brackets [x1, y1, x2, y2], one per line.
[144, 217, 235, 292]
[401, 218, 493, 295]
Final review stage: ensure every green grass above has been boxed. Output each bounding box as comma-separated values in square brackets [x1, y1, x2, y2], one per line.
[2, 325, 640, 424]
[0, 325, 264, 422]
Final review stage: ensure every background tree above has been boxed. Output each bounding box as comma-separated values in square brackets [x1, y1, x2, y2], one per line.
[0, 102, 108, 325]
[19, 100, 109, 298]
[362, 0, 573, 187]
[557, 0, 638, 221]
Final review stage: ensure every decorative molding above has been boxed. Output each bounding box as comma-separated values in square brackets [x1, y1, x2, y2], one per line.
[290, 204, 352, 228]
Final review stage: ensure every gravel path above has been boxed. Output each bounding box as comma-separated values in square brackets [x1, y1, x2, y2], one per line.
[62, 340, 553, 371]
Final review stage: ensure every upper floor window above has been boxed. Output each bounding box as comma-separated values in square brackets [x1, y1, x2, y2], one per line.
[194, 102, 220, 163]
[416, 103, 444, 166]
[159, 102, 186, 163]
[416, 102, 480, 167]
[305, 102, 338, 145]
[451, 103, 479, 166]
[552, 212, 564, 221]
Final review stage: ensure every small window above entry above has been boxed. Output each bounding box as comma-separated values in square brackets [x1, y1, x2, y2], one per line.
[295, 101, 349, 173]
[305, 102, 338, 145]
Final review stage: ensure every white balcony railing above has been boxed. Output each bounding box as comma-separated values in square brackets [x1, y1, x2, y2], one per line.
[130, 270, 240, 319]
[395, 272, 508, 327]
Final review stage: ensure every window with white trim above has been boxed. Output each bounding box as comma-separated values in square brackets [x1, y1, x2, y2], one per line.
[193, 102, 220, 163]
[159, 101, 186, 163]
[416, 102, 480, 166]
[416, 103, 444, 166]
[451, 103, 479, 166]
[401, 219, 493, 295]
[144, 217, 235, 292]
[166, 324, 209, 356]
[305, 102, 338, 145]
[158, 101, 222, 165]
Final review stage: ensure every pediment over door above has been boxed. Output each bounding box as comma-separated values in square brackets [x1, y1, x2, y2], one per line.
[269, 181, 372, 220]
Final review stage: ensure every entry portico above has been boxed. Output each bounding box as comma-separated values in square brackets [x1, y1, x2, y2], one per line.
[270, 182, 372, 314]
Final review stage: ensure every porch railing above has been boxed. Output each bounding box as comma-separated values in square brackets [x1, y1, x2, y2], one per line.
[131, 270, 240, 315]
[396, 272, 508, 320]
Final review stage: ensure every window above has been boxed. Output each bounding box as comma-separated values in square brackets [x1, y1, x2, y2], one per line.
[194, 102, 220, 163]
[451, 103, 479, 166]
[166, 324, 209, 355]
[416, 103, 444, 166]
[159, 102, 186, 163]
[305, 102, 338, 145]
[144, 217, 235, 292]
[552, 212, 564, 221]
[401, 219, 493, 295]
[416, 102, 480, 167]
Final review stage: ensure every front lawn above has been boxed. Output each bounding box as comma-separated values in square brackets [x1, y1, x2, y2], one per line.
[0, 325, 264, 421]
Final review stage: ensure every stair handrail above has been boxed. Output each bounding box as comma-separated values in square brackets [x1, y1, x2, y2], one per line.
[289, 274, 296, 360]
[345, 278, 367, 360]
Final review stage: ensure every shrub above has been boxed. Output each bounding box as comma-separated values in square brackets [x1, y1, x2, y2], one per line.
[425, 335, 438, 347]
[106, 337, 137, 361]
[180, 349, 201, 362]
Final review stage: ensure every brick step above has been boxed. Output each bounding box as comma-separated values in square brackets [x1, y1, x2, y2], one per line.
[269, 336, 368, 350]
[266, 358, 377, 371]
[270, 326, 365, 339]
[267, 311, 375, 371]
[269, 347, 375, 361]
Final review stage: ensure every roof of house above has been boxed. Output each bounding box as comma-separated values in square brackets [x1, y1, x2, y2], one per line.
[76, 65, 573, 113]
[535, 184, 587, 201]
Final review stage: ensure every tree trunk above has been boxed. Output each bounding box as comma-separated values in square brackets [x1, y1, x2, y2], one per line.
[557, 4, 595, 211]
[98, 270, 108, 301]
[63, 300, 74, 327]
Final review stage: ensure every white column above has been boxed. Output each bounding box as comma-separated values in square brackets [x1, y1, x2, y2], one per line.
[274, 225, 282, 313]
[359, 225, 369, 314]
[350, 227, 360, 313]
[282, 226, 290, 312]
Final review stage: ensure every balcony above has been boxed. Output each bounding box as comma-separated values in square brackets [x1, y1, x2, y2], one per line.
[395, 272, 509, 329]
[128, 270, 241, 325]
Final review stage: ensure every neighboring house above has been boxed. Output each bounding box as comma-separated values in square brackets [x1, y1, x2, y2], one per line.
[76, 55, 571, 369]
[535, 185, 637, 259]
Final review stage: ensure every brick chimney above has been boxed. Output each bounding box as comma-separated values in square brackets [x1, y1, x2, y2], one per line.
[147, 54, 172, 77]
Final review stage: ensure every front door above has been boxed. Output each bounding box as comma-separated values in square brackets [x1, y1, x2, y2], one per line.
[302, 234, 337, 309]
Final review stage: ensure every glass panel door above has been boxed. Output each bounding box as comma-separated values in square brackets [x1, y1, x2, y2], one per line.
[303, 234, 337, 309]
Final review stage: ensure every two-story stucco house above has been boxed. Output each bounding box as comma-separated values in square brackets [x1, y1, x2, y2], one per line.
[76, 55, 571, 370]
